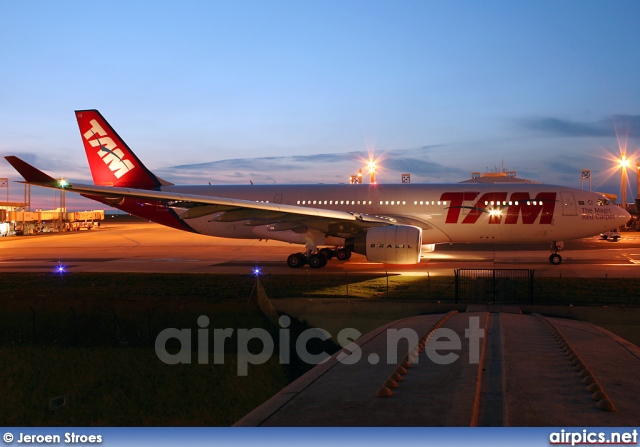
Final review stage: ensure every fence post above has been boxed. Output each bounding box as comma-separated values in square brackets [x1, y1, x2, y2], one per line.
[454, 269, 459, 304]
[386, 271, 389, 298]
[529, 269, 535, 305]
[146, 310, 152, 346]
[29, 306, 36, 344]
[70, 307, 77, 345]
[345, 271, 349, 298]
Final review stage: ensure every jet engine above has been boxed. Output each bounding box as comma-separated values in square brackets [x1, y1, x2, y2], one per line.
[350, 225, 422, 264]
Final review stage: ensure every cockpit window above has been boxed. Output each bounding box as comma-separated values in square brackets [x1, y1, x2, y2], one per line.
[597, 198, 611, 206]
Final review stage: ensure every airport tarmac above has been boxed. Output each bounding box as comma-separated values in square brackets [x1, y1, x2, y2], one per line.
[1, 222, 640, 277]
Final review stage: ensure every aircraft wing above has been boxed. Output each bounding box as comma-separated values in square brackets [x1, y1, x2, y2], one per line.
[5, 156, 396, 231]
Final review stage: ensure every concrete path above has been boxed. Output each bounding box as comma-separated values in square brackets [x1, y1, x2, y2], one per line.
[235, 311, 640, 426]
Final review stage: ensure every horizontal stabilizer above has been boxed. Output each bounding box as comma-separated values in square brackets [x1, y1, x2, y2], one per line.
[4, 156, 57, 184]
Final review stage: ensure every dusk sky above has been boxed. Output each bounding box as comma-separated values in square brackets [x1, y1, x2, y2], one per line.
[1, 1, 639, 209]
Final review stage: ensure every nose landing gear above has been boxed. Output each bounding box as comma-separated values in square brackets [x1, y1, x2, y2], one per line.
[549, 241, 564, 265]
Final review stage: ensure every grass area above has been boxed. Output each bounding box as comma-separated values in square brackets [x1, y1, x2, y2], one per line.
[533, 278, 640, 305]
[1, 348, 287, 426]
[1, 273, 638, 347]
[3, 272, 639, 306]
[262, 273, 457, 300]
[0, 273, 340, 426]
[1, 272, 639, 426]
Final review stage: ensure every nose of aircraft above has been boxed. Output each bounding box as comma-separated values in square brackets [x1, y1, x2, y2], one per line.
[617, 206, 631, 226]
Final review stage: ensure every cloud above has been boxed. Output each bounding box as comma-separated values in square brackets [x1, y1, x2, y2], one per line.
[383, 156, 467, 177]
[518, 115, 640, 138]
[156, 145, 460, 184]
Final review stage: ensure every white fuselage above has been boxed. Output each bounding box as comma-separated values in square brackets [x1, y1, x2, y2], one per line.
[160, 183, 627, 247]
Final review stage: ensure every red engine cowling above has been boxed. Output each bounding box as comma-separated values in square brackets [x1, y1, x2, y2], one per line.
[352, 225, 422, 264]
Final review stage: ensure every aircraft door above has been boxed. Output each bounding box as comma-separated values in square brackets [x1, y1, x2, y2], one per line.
[273, 194, 282, 204]
[561, 192, 577, 216]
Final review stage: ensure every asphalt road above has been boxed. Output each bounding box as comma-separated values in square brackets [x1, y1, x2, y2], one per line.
[1, 222, 640, 277]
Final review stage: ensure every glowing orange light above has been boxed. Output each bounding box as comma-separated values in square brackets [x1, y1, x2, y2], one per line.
[619, 155, 631, 169]
[593, 119, 640, 209]
[357, 150, 385, 184]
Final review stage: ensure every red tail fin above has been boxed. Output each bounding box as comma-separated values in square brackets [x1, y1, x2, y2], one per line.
[75, 110, 166, 188]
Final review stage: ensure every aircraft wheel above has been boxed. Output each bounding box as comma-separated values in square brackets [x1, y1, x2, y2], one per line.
[319, 248, 333, 260]
[336, 248, 351, 261]
[549, 253, 562, 265]
[308, 253, 326, 269]
[287, 253, 306, 268]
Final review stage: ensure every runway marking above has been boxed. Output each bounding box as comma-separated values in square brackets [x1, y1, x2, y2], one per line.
[0, 258, 122, 263]
[0, 265, 62, 270]
[622, 254, 640, 265]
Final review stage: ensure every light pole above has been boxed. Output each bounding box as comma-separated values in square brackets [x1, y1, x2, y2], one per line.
[368, 159, 376, 184]
[636, 162, 640, 202]
[619, 154, 630, 209]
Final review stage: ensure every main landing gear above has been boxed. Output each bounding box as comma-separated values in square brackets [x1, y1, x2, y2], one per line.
[549, 241, 564, 265]
[287, 247, 352, 269]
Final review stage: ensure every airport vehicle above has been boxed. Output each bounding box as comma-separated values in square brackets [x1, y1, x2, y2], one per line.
[5, 110, 631, 267]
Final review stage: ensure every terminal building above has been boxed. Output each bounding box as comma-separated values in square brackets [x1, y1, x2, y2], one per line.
[0, 201, 104, 236]
[461, 169, 538, 184]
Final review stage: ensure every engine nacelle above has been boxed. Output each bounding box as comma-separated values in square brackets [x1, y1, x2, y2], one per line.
[352, 225, 422, 264]
[421, 243, 436, 253]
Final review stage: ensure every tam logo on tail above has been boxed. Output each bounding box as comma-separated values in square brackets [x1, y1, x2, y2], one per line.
[83, 119, 135, 179]
[76, 109, 170, 188]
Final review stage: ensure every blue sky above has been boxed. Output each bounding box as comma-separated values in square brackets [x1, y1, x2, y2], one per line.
[1, 1, 639, 209]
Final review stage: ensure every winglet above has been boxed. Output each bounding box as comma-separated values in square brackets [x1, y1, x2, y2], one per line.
[4, 156, 58, 184]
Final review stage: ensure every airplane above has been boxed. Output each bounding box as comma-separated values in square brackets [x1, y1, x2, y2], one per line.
[5, 109, 630, 268]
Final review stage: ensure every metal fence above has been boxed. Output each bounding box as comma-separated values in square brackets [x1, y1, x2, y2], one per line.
[454, 269, 534, 304]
